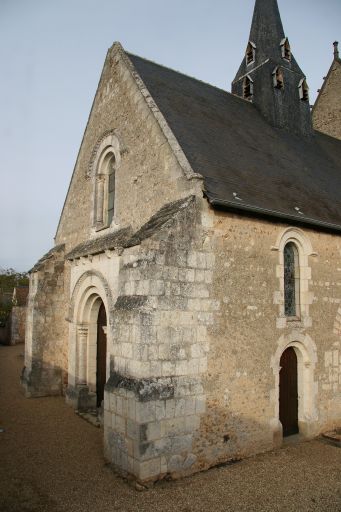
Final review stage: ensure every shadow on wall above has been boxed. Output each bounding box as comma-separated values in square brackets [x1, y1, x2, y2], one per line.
[17, 354, 328, 482]
[191, 404, 279, 475]
[0, 321, 11, 346]
[21, 358, 65, 398]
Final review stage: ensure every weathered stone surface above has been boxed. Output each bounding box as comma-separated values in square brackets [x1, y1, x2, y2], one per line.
[23, 8, 341, 486]
[105, 372, 174, 402]
[313, 51, 341, 140]
[23, 245, 67, 397]
[10, 306, 27, 345]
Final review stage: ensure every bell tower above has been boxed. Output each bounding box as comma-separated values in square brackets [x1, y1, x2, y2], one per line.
[232, 0, 313, 136]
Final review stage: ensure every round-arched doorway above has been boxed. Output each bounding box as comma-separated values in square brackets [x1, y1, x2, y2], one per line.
[279, 347, 298, 437]
[67, 270, 112, 414]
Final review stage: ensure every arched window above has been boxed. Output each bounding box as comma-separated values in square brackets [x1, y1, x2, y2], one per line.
[243, 75, 253, 101]
[95, 151, 116, 229]
[89, 131, 122, 231]
[246, 41, 256, 65]
[284, 242, 300, 317]
[107, 158, 115, 225]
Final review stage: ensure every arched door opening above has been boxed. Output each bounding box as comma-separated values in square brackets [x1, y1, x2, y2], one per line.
[96, 302, 107, 408]
[279, 347, 299, 437]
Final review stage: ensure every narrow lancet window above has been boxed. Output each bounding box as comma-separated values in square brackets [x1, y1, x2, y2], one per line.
[107, 158, 115, 225]
[284, 242, 300, 317]
[273, 67, 284, 89]
[246, 41, 256, 65]
[94, 152, 116, 229]
[243, 75, 253, 101]
[298, 78, 309, 102]
[280, 38, 291, 61]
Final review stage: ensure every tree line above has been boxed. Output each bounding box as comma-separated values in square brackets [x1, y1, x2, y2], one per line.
[0, 269, 29, 326]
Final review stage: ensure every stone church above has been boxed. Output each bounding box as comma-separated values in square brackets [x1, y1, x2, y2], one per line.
[23, 0, 341, 482]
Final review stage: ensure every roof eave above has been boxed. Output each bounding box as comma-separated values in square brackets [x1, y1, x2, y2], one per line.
[208, 197, 341, 233]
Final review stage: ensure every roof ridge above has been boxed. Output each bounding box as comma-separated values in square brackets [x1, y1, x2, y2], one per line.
[126, 50, 243, 101]
[113, 44, 203, 181]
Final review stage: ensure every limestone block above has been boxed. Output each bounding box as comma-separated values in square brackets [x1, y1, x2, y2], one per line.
[127, 418, 139, 440]
[165, 399, 176, 419]
[127, 398, 136, 420]
[155, 401, 166, 420]
[162, 361, 176, 377]
[146, 421, 161, 441]
[195, 395, 206, 414]
[135, 401, 156, 423]
[185, 415, 200, 433]
[168, 455, 184, 472]
[136, 458, 161, 481]
[161, 417, 186, 437]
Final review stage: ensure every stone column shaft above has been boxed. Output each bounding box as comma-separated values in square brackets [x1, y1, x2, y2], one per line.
[96, 175, 105, 224]
[77, 326, 88, 385]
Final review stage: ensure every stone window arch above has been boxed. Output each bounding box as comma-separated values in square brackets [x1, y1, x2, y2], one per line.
[66, 270, 113, 411]
[272, 228, 316, 329]
[270, 332, 318, 441]
[89, 131, 122, 231]
[284, 242, 300, 318]
[94, 149, 116, 229]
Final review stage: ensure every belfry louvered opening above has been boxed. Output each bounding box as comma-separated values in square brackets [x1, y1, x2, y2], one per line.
[243, 75, 253, 101]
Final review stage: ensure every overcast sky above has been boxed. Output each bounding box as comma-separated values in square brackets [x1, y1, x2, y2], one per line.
[1, 0, 340, 272]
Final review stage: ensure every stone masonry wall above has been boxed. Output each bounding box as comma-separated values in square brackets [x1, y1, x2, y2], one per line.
[104, 199, 341, 482]
[194, 206, 341, 468]
[43, 42, 201, 400]
[103, 197, 216, 481]
[10, 306, 27, 345]
[55, 44, 200, 253]
[312, 59, 341, 140]
[23, 245, 68, 397]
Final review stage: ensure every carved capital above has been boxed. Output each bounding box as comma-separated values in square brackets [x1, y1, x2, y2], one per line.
[77, 326, 89, 338]
[96, 173, 106, 183]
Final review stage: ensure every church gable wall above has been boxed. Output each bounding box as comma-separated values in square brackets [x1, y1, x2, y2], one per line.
[55, 45, 201, 252]
[313, 60, 341, 140]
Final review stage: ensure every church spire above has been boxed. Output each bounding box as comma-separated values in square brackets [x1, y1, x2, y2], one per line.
[249, 0, 285, 63]
[232, 0, 312, 137]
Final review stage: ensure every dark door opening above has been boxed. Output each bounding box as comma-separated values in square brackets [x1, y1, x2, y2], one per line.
[279, 347, 299, 437]
[96, 302, 107, 408]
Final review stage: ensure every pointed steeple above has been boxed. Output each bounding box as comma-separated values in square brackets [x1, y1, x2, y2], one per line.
[232, 0, 312, 137]
[249, 0, 285, 63]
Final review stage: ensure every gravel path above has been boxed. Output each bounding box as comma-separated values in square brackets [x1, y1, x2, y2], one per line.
[0, 344, 340, 512]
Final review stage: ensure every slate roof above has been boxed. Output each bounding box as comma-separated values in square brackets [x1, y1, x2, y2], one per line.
[30, 244, 65, 272]
[234, 0, 303, 83]
[66, 196, 195, 260]
[128, 53, 341, 232]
